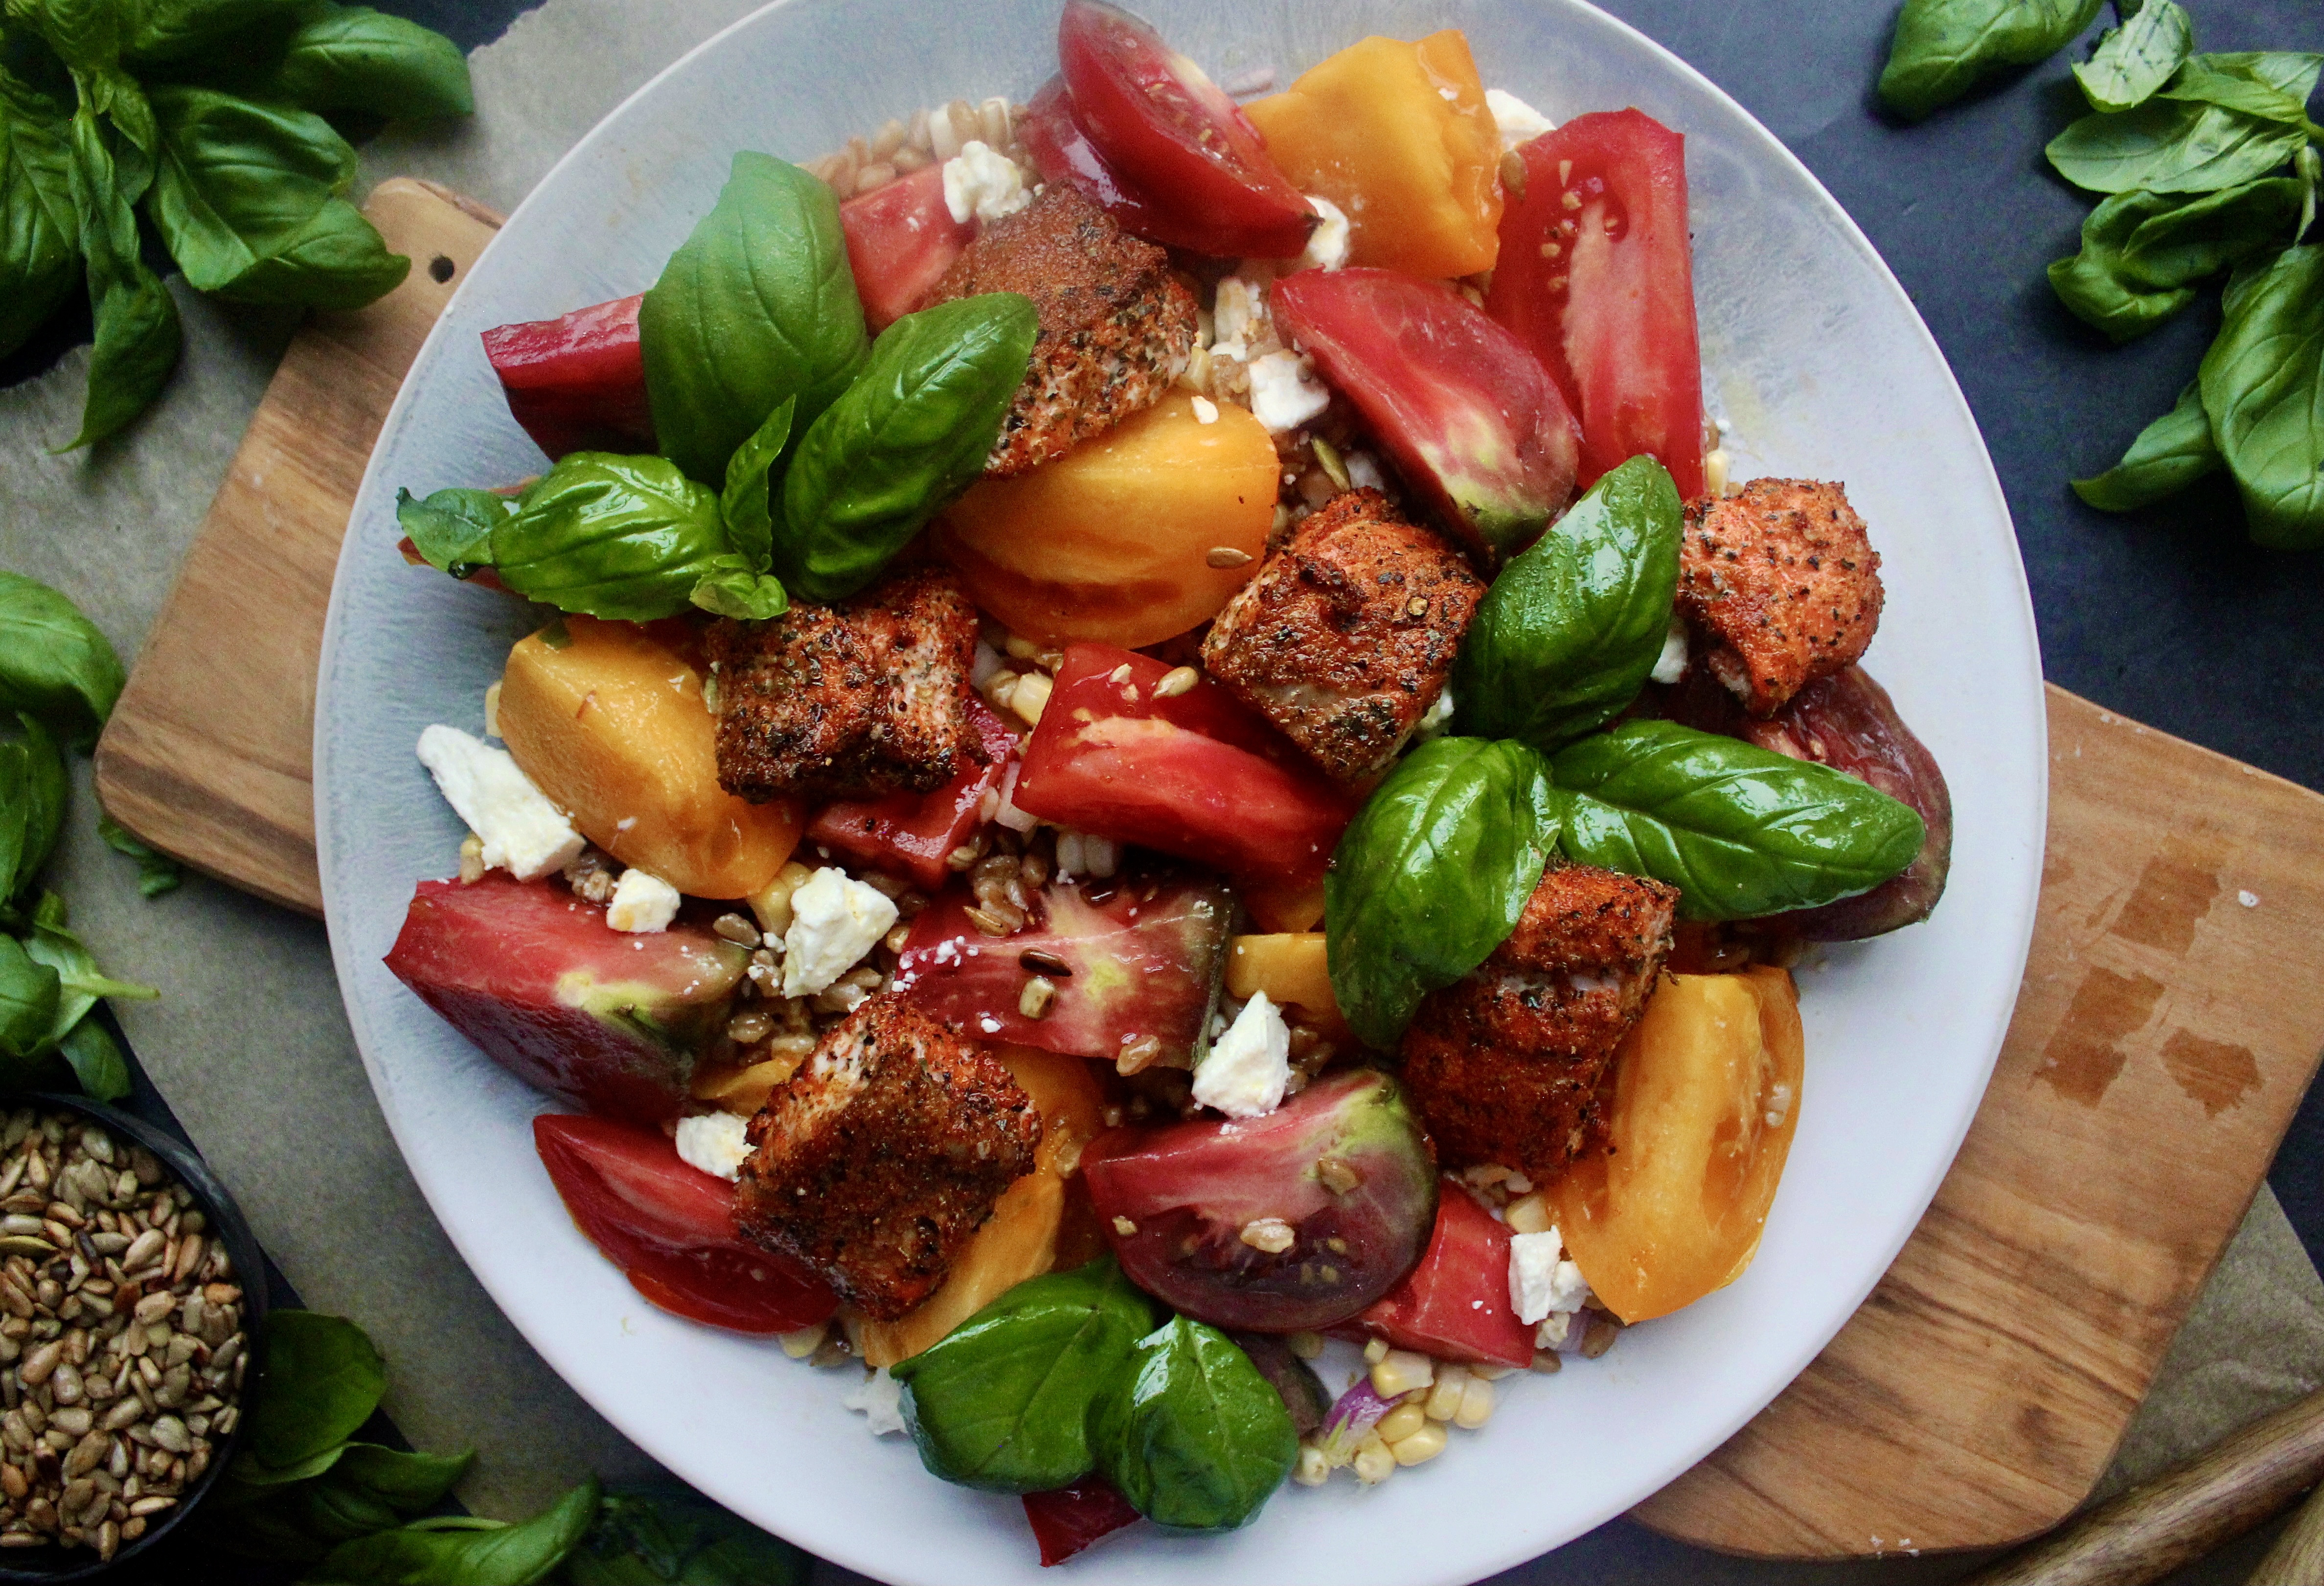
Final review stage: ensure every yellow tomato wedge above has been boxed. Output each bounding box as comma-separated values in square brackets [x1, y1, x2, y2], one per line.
[1226, 933, 1351, 1044]
[1547, 967, 1804, 1323]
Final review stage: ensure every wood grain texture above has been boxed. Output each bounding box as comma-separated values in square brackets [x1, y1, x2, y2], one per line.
[84, 182, 2324, 1561]
[1635, 694, 2324, 1557]
[2248, 1474, 2324, 1585]
[92, 179, 503, 915]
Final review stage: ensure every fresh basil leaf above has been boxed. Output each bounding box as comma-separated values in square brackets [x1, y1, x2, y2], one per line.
[776, 293, 1038, 602]
[2199, 244, 2324, 549]
[0, 938, 61, 1059]
[892, 1258, 1159, 1494]
[146, 85, 353, 290]
[1878, 0, 2102, 121]
[210, 195, 408, 308]
[1091, 1316, 1297, 1534]
[1546, 719, 1927, 921]
[2161, 55, 2318, 127]
[2046, 98, 2308, 196]
[0, 67, 82, 361]
[123, 0, 307, 63]
[261, 3, 471, 120]
[244, 1310, 389, 1472]
[687, 558, 787, 621]
[11, 0, 122, 74]
[1452, 454, 1682, 751]
[2073, 381, 2221, 510]
[328, 1443, 473, 1511]
[57, 1014, 130, 1101]
[639, 150, 866, 485]
[2118, 177, 2308, 286]
[0, 570, 127, 743]
[98, 811, 184, 896]
[5, 714, 67, 899]
[2073, 0, 2192, 113]
[63, 103, 182, 449]
[308, 1478, 600, 1585]
[22, 892, 159, 1059]
[2048, 187, 2205, 342]
[563, 1484, 805, 1586]
[1323, 736, 1559, 1050]
[395, 486, 509, 577]
[718, 394, 794, 571]
[491, 453, 731, 620]
[2192, 51, 2324, 107]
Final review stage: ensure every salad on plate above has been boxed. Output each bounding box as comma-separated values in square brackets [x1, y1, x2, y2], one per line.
[380, 0, 1952, 1563]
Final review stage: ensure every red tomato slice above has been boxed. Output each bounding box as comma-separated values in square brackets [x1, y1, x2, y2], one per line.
[807, 698, 1017, 890]
[1271, 269, 1581, 563]
[1483, 110, 1706, 500]
[1022, 1475, 1142, 1566]
[1056, 0, 1314, 257]
[1352, 1183, 1534, 1368]
[1009, 644, 1357, 900]
[532, 1114, 837, 1334]
[479, 294, 655, 460]
[1020, 76, 1185, 250]
[839, 163, 977, 333]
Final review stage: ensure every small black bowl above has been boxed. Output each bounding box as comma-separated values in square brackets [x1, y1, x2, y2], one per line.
[0, 1094, 270, 1583]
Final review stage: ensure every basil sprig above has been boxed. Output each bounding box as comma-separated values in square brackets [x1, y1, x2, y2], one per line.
[489, 454, 730, 621]
[1092, 1316, 1300, 1534]
[776, 292, 1039, 602]
[1546, 720, 1927, 921]
[2048, 178, 2305, 341]
[396, 487, 511, 579]
[2073, 0, 2193, 112]
[1451, 454, 1682, 753]
[1877, 0, 2103, 121]
[1324, 737, 1560, 1051]
[640, 151, 867, 486]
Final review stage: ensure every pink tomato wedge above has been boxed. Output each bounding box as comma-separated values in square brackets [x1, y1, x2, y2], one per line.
[839, 162, 977, 332]
[479, 294, 654, 460]
[1350, 1184, 1535, 1368]
[808, 698, 1019, 892]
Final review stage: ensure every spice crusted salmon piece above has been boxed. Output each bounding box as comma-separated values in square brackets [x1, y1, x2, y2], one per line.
[926, 184, 1197, 477]
[1676, 477, 1884, 717]
[1200, 489, 1484, 785]
[734, 995, 1041, 1321]
[1400, 864, 1679, 1183]
[708, 563, 987, 803]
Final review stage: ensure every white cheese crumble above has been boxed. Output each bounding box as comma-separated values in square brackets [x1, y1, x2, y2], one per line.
[1246, 350, 1330, 433]
[1211, 274, 1270, 360]
[782, 868, 899, 997]
[674, 1111, 752, 1181]
[1486, 88, 1556, 152]
[1414, 686, 1456, 744]
[1345, 451, 1386, 492]
[415, 725, 584, 882]
[605, 867, 682, 933]
[1191, 992, 1290, 1119]
[1298, 196, 1350, 272]
[1190, 395, 1220, 424]
[1650, 616, 1690, 685]
[1509, 1227, 1590, 1325]
[844, 1367, 907, 1435]
[942, 140, 1032, 225]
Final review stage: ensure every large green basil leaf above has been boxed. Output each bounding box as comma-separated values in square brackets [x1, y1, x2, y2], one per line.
[892, 1258, 1158, 1494]
[776, 293, 1038, 602]
[1452, 454, 1681, 751]
[2192, 52, 2323, 107]
[58, 1017, 130, 1102]
[123, 0, 308, 63]
[1091, 1316, 1297, 1534]
[492, 453, 731, 621]
[1324, 736, 1559, 1050]
[210, 195, 408, 308]
[0, 938, 61, 1060]
[242, 1310, 389, 1473]
[2046, 98, 2308, 196]
[2073, 381, 2221, 511]
[1546, 720, 1927, 921]
[2073, 0, 2192, 113]
[2, 714, 67, 900]
[562, 1484, 805, 1586]
[307, 1479, 600, 1585]
[639, 151, 866, 485]
[22, 892, 158, 1057]
[11, 0, 122, 74]
[63, 103, 182, 449]
[0, 570, 127, 743]
[261, 3, 472, 120]
[2046, 179, 2305, 343]
[395, 486, 510, 578]
[0, 68, 82, 361]
[2200, 245, 2324, 550]
[2160, 54, 2322, 126]
[1877, 0, 2102, 121]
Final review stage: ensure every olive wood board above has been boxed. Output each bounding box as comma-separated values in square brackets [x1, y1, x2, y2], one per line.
[89, 180, 2324, 1560]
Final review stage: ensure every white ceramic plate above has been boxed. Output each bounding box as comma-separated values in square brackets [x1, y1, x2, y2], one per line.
[316, 2, 2047, 1581]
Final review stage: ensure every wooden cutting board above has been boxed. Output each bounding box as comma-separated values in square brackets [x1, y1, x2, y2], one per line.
[89, 180, 2324, 1560]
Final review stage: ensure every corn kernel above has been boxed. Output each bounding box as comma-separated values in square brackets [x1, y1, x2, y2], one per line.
[1504, 1192, 1556, 1236]
[1293, 1443, 1329, 1486]
[1424, 1363, 1469, 1421]
[1352, 1431, 1395, 1485]
[749, 860, 815, 940]
[1455, 1376, 1495, 1429]
[1370, 1348, 1433, 1399]
[1362, 1337, 1389, 1365]
[1390, 1422, 1448, 1466]
[1469, 1362, 1514, 1382]
[1009, 671, 1053, 726]
[1287, 1331, 1324, 1360]
[777, 1322, 827, 1360]
[1376, 1401, 1427, 1444]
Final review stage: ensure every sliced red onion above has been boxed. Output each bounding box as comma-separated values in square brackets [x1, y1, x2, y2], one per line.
[1316, 1377, 1399, 1465]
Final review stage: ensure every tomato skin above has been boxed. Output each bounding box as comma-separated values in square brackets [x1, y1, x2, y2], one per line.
[532, 1114, 837, 1334]
[1484, 110, 1705, 500]
[839, 163, 976, 332]
[807, 698, 1017, 891]
[1020, 76, 1186, 250]
[1351, 1184, 1534, 1368]
[1022, 1475, 1142, 1566]
[1271, 269, 1581, 562]
[479, 294, 655, 460]
[1055, 0, 1314, 257]
[1010, 644, 1358, 901]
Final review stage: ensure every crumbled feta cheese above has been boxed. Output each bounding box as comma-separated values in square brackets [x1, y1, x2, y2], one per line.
[1190, 395, 1220, 424]
[1509, 1227, 1591, 1324]
[1212, 276, 1268, 360]
[674, 1111, 752, 1181]
[844, 1367, 908, 1435]
[1650, 616, 1690, 685]
[1486, 88, 1555, 152]
[1192, 992, 1290, 1118]
[782, 868, 899, 997]
[1298, 196, 1350, 272]
[941, 140, 1033, 225]
[1415, 687, 1456, 743]
[1345, 451, 1386, 492]
[606, 868, 682, 933]
[414, 725, 584, 882]
[1246, 350, 1330, 433]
